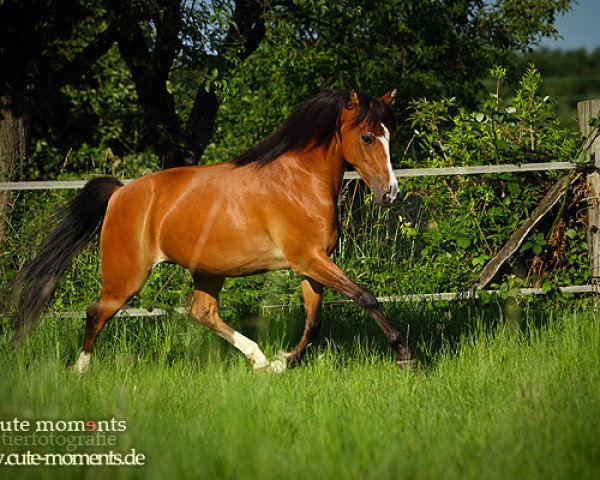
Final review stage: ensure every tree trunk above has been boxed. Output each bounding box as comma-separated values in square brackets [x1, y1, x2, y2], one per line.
[0, 95, 28, 245]
[111, 0, 268, 169]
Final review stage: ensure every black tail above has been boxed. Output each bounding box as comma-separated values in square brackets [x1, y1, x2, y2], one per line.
[9, 176, 123, 343]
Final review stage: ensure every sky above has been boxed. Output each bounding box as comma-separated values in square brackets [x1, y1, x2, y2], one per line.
[539, 0, 600, 51]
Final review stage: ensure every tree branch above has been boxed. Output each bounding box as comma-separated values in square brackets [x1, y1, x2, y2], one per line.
[32, 22, 121, 101]
[186, 0, 268, 160]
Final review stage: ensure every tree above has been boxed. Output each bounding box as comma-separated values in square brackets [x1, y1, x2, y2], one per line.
[199, 0, 574, 163]
[0, 0, 272, 242]
[0, 0, 120, 242]
[261, 0, 573, 104]
[1, 0, 574, 188]
[101, 0, 268, 168]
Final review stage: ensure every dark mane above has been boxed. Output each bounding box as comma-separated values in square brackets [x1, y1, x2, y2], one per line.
[233, 89, 396, 167]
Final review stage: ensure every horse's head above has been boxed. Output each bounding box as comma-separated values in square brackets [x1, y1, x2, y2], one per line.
[339, 89, 398, 206]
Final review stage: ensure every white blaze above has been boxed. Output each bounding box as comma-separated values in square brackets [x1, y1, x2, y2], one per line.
[378, 124, 398, 196]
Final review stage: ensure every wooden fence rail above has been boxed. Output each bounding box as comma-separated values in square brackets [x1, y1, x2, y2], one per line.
[0, 161, 583, 191]
[2, 159, 594, 316]
[46, 284, 597, 318]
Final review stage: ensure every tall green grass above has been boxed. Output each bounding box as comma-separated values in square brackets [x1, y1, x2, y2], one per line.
[0, 304, 598, 479]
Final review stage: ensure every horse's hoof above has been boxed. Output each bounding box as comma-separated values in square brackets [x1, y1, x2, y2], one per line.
[397, 357, 419, 371]
[69, 352, 91, 374]
[267, 359, 287, 374]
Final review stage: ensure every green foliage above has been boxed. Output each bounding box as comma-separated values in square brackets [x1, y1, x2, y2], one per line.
[2, 68, 592, 318]
[391, 66, 586, 294]
[8, 0, 576, 174]
[197, 0, 574, 165]
[29, 44, 148, 178]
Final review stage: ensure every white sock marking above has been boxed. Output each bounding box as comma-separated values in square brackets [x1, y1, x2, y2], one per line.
[74, 352, 91, 373]
[231, 331, 270, 369]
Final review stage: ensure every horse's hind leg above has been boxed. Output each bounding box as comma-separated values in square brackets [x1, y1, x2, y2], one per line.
[286, 278, 323, 367]
[73, 295, 128, 373]
[190, 274, 284, 372]
[73, 259, 150, 373]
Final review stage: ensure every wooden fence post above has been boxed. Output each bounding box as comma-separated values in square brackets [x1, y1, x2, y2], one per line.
[578, 100, 600, 295]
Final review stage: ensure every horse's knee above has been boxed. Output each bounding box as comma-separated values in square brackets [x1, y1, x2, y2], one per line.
[306, 316, 321, 336]
[82, 298, 120, 353]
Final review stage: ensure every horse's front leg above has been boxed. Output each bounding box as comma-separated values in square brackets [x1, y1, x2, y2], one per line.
[291, 253, 417, 369]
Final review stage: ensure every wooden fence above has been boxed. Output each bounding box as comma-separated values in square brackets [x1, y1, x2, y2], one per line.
[0, 161, 581, 191]
[1, 100, 599, 316]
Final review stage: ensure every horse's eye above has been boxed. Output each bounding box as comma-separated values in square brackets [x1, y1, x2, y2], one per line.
[361, 133, 374, 145]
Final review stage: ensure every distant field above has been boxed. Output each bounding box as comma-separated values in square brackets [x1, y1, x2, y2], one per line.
[0, 304, 598, 479]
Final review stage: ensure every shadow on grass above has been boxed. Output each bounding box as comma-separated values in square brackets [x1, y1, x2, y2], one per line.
[242, 298, 562, 368]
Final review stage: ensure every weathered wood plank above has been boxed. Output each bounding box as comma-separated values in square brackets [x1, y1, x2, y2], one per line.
[347, 161, 578, 180]
[578, 100, 600, 295]
[578, 99, 600, 167]
[0, 179, 133, 191]
[469, 173, 579, 290]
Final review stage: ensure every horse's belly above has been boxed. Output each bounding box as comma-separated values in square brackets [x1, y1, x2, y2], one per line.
[213, 252, 290, 277]
[160, 226, 289, 276]
[198, 242, 290, 277]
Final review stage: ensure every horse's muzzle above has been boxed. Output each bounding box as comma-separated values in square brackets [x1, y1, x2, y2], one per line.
[379, 182, 398, 207]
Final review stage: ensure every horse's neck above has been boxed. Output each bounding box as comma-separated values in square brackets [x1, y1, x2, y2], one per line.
[296, 144, 346, 200]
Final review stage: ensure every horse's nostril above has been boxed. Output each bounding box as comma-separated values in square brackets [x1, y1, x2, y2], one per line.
[382, 192, 391, 204]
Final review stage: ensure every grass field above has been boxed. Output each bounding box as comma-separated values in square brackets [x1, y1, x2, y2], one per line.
[0, 302, 599, 479]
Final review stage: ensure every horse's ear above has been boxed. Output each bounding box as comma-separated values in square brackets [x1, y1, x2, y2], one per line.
[381, 89, 397, 106]
[346, 89, 360, 110]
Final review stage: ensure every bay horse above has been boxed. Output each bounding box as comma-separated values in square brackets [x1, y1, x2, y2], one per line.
[10, 88, 416, 372]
